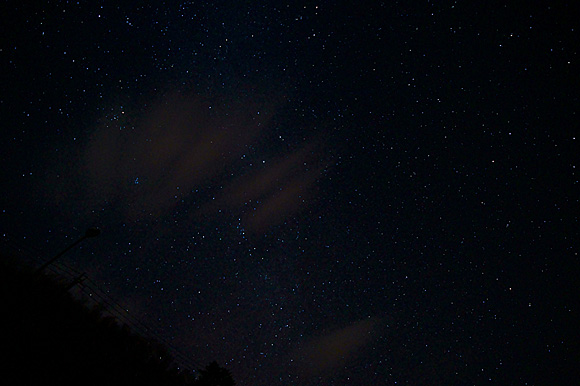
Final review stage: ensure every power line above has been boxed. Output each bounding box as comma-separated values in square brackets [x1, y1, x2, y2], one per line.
[78, 276, 203, 371]
[1, 234, 203, 373]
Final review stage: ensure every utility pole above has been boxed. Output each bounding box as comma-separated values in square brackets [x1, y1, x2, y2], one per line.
[36, 228, 101, 274]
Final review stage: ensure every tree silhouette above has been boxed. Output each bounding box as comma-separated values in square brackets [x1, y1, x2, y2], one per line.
[0, 253, 238, 386]
[194, 361, 236, 386]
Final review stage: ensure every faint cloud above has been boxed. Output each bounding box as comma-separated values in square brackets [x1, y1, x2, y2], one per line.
[293, 317, 382, 378]
[83, 91, 271, 220]
[209, 140, 330, 233]
[70, 87, 333, 233]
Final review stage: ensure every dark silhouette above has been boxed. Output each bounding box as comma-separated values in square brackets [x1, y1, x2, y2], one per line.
[194, 361, 236, 386]
[0, 252, 234, 386]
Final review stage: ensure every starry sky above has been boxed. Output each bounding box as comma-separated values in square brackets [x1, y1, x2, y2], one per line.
[1, 1, 578, 385]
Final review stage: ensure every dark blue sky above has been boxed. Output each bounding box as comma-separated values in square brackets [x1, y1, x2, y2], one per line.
[1, 1, 578, 385]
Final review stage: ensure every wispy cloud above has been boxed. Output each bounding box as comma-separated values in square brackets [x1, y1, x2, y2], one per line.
[293, 317, 382, 379]
[57, 88, 333, 236]
[209, 140, 329, 233]
[83, 91, 272, 220]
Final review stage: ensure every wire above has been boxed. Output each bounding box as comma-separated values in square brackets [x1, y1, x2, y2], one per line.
[1, 234, 202, 372]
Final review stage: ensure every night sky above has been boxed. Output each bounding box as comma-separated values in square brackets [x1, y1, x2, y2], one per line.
[1, 1, 578, 385]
